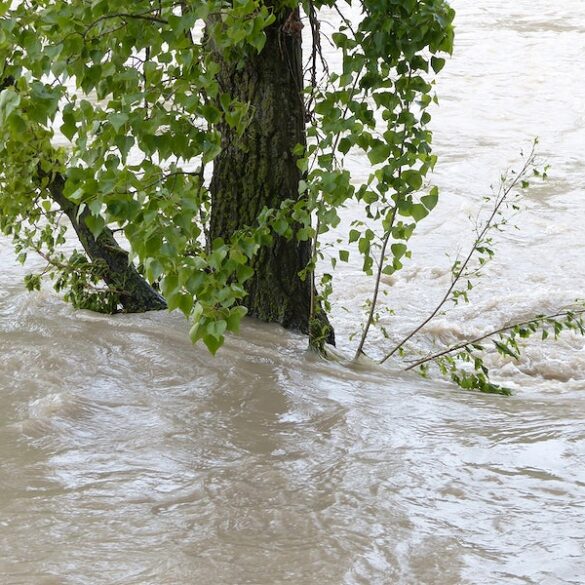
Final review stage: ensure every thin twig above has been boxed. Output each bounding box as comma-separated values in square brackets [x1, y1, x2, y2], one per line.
[309, 215, 321, 322]
[305, 1, 328, 121]
[353, 228, 393, 359]
[333, 3, 358, 38]
[83, 11, 169, 38]
[404, 308, 585, 371]
[380, 143, 537, 365]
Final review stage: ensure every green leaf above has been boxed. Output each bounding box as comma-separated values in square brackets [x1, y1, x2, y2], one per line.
[237, 264, 254, 283]
[226, 306, 247, 333]
[84, 214, 105, 239]
[109, 112, 129, 132]
[494, 341, 519, 359]
[250, 31, 267, 53]
[61, 105, 77, 140]
[68, 188, 85, 203]
[410, 204, 429, 221]
[207, 319, 227, 339]
[391, 243, 407, 259]
[367, 143, 391, 165]
[402, 170, 423, 190]
[161, 274, 179, 298]
[115, 135, 135, 161]
[338, 137, 352, 155]
[421, 186, 439, 211]
[431, 57, 446, 73]
[203, 334, 223, 355]
[273, 217, 289, 236]
[358, 237, 370, 254]
[178, 293, 194, 317]
[0, 88, 20, 122]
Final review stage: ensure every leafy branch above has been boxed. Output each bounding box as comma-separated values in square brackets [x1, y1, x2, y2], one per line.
[403, 307, 585, 395]
[354, 68, 413, 361]
[404, 308, 585, 372]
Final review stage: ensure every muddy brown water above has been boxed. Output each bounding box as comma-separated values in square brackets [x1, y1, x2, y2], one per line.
[1, 1, 585, 583]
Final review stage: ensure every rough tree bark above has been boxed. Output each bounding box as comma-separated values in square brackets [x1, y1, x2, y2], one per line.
[209, 7, 333, 343]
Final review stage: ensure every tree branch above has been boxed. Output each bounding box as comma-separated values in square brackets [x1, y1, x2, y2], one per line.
[404, 308, 585, 371]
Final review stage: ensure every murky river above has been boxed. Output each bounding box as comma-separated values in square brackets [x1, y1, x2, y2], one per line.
[1, 1, 585, 583]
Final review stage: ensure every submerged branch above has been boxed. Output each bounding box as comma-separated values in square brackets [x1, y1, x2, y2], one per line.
[404, 308, 585, 372]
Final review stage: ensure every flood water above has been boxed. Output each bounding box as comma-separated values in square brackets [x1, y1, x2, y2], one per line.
[1, 1, 585, 583]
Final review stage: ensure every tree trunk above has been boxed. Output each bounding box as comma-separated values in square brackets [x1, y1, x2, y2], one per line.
[209, 8, 333, 343]
[44, 170, 167, 313]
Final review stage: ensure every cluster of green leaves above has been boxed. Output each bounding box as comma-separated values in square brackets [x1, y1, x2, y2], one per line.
[15, 218, 120, 312]
[0, 0, 456, 356]
[297, 0, 455, 357]
[0, 0, 279, 353]
[2, 1, 579, 395]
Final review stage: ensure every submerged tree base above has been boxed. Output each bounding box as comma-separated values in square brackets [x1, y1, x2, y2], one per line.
[209, 8, 333, 344]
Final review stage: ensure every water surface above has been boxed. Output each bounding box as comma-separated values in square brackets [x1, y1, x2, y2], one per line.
[1, 1, 585, 583]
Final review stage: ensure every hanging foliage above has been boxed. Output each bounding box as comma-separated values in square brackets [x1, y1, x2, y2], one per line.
[0, 0, 455, 349]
